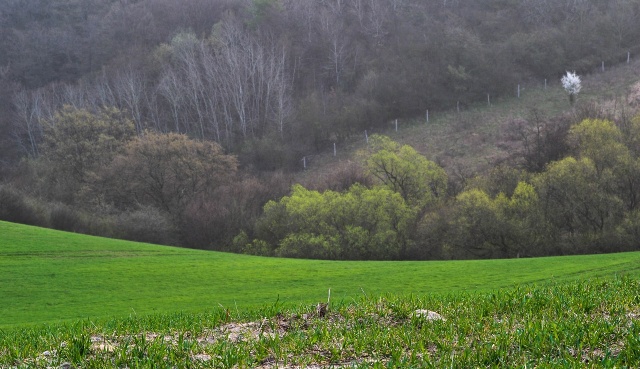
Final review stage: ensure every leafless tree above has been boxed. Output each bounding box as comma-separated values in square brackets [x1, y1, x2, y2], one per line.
[113, 67, 146, 134]
[157, 67, 185, 134]
[93, 71, 117, 109]
[11, 88, 44, 157]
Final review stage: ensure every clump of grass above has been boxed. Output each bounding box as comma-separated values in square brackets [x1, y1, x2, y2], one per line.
[2, 277, 639, 368]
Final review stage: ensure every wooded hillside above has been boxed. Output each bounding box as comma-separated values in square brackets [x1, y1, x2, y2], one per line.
[2, 0, 639, 165]
[1, 0, 640, 259]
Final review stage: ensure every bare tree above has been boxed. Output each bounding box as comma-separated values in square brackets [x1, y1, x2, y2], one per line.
[199, 42, 223, 142]
[92, 71, 117, 109]
[11, 88, 44, 157]
[113, 67, 146, 134]
[157, 67, 185, 134]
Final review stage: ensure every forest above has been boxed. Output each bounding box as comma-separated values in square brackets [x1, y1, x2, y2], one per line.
[1, 0, 640, 259]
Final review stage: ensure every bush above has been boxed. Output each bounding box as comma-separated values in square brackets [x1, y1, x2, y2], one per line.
[302, 160, 372, 192]
[616, 210, 640, 251]
[0, 185, 47, 226]
[49, 203, 89, 233]
[276, 233, 337, 259]
[115, 206, 177, 245]
[181, 174, 291, 251]
[239, 135, 301, 171]
[255, 184, 417, 260]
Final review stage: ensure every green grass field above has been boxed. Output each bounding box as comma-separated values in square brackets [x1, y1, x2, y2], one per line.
[2, 220, 640, 329]
[2, 277, 640, 367]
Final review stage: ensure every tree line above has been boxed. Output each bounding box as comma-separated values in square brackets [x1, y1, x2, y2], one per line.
[2, 0, 640, 171]
[2, 104, 638, 259]
[1, 0, 640, 258]
[241, 113, 640, 259]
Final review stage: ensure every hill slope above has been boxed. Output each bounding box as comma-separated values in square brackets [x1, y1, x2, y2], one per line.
[300, 59, 640, 180]
[2, 221, 640, 327]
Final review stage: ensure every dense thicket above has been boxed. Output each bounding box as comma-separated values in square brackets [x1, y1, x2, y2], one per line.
[3, 0, 640, 168]
[246, 116, 640, 259]
[2, 0, 640, 257]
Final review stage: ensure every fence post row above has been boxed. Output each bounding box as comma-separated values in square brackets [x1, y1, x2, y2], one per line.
[300, 51, 633, 171]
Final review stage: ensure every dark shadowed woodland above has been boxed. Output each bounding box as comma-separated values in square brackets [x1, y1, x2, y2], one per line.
[2, 0, 640, 259]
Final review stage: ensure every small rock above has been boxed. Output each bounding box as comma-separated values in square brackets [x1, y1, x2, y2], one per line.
[59, 363, 73, 369]
[42, 351, 51, 357]
[193, 354, 212, 361]
[93, 343, 116, 352]
[413, 310, 446, 321]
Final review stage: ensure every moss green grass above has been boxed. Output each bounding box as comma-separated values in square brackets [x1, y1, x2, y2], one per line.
[2, 221, 640, 328]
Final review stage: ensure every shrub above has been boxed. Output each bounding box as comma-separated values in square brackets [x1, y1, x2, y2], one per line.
[181, 174, 291, 251]
[275, 233, 337, 259]
[255, 184, 417, 260]
[239, 135, 301, 171]
[49, 203, 88, 233]
[302, 160, 372, 192]
[0, 185, 47, 226]
[115, 206, 177, 245]
[617, 210, 640, 251]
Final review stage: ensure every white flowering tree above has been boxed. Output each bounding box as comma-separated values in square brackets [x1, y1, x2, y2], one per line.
[561, 71, 582, 105]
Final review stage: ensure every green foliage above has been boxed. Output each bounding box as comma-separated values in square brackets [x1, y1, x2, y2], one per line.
[617, 210, 640, 249]
[256, 184, 416, 260]
[622, 114, 640, 157]
[106, 131, 238, 217]
[536, 156, 623, 236]
[362, 135, 447, 210]
[37, 106, 135, 204]
[423, 115, 640, 258]
[569, 118, 629, 175]
[571, 118, 640, 212]
[447, 182, 545, 258]
[41, 106, 135, 180]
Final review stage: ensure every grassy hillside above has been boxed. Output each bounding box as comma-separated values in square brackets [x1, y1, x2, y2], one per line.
[301, 59, 640, 180]
[2, 220, 640, 328]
